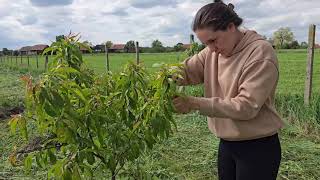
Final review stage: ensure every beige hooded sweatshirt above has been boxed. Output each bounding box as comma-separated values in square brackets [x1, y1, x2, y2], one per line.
[179, 30, 284, 141]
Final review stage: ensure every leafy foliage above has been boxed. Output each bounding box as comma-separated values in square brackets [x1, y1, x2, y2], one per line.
[273, 27, 294, 49]
[8, 32, 183, 179]
[173, 43, 184, 52]
[151, 40, 165, 53]
[186, 42, 206, 57]
[105, 41, 113, 49]
[124, 40, 136, 53]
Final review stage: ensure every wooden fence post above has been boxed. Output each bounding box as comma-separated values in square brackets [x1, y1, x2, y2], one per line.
[36, 53, 39, 69]
[105, 43, 109, 71]
[27, 55, 30, 67]
[11, 52, 13, 65]
[16, 54, 18, 65]
[304, 24, 316, 105]
[177, 35, 195, 93]
[135, 41, 139, 64]
[20, 53, 23, 65]
[45, 55, 48, 70]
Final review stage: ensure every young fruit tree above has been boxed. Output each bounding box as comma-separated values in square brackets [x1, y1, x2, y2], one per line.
[8, 33, 184, 179]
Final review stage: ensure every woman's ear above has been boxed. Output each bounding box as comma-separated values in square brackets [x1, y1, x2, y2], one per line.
[227, 22, 236, 32]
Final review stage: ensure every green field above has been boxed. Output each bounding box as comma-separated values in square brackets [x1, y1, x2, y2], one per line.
[0, 53, 186, 73]
[1, 50, 320, 94]
[1, 51, 320, 179]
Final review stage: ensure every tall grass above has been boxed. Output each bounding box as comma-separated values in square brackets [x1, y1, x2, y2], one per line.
[1, 51, 320, 179]
[276, 93, 320, 138]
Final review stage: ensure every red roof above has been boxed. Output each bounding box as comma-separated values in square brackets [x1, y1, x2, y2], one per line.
[31, 44, 49, 51]
[110, 44, 125, 50]
[183, 44, 191, 49]
[20, 44, 48, 52]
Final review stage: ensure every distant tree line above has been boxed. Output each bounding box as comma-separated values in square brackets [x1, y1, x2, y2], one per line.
[268, 27, 309, 49]
[1, 28, 316, 56]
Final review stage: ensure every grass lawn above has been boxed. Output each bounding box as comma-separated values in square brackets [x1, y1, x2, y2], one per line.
[1, 50, 320, 179]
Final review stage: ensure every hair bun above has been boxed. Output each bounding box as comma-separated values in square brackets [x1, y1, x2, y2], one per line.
[214, 0, 223, 3]
[227, 3, 234, 10]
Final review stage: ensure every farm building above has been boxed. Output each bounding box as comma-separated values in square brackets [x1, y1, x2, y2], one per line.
[182, 44, 191, 49]
[80, 46, 91, 54]
[109, 44, 126, 53]
[19, 44, 49, 55]
[92, 45, 106, 53]
[19, 46, 32, 55]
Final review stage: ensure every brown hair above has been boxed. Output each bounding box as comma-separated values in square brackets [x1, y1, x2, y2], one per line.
[192, 0, 243, 32]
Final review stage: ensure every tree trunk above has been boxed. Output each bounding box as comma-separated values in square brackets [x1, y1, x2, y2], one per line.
[111, 171, 116, 180]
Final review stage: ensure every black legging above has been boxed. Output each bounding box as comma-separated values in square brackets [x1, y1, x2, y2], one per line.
[218, 133, 281, 180]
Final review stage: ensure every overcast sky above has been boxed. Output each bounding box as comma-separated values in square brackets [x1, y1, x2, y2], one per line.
[0, 0, 320, 49]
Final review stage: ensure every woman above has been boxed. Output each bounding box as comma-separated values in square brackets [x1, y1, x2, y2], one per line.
[172, 1, 284, 180]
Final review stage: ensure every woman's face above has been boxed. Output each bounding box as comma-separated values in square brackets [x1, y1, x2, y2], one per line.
[195, 23, 239, 57]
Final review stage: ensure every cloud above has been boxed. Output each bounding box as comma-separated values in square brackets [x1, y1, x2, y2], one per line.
[29, 0, 74, 7]
[129, 0, 178, 9]
[102, 8, 128, 17]
[17, 15, 38, 25]
[230, 0, 320, 42]
[1, 0, 320, 50]
[0, 16, 48, 48]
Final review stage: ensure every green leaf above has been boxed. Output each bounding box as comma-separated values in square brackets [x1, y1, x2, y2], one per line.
[54, 66, 80, 74]
[24, 154, 33, 173]
[18, 117, 28, 140]
[63, 169, 73, 180]
[51, 90, 65, 107]
[48, 149, 57, 164]
[133, 121, 142, 131]
[35, 153, 44, 168]
[83, 166, 93, 178]
[8, 116, 19, 134]
[44, 101, 57, 117]
[43, 151, 48, 165]
[72, 89, 87, 103]
[72, 164, 81, 179]
[39, 87, 49, 105]
[86, 152, 95, 165]
[42, 47, 53, 56]
[93, 138, 101, 149]
[151, 62, 165, 68]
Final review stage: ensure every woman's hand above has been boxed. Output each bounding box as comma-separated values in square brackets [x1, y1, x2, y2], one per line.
[172, 96, 200, 114]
